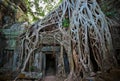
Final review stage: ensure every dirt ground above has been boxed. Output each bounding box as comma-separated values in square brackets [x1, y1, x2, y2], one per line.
[0, 68, 120, 81]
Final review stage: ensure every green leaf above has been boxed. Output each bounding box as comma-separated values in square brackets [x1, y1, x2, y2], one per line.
[62, 18, 69, 27]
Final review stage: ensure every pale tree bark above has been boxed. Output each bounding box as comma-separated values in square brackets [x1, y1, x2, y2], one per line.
[16, 0, 117, 80]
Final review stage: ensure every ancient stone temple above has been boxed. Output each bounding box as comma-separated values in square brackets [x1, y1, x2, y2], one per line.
[13, 0, 119, 80]
[0, 22, 28, 69]
[0, 0, 120, 81]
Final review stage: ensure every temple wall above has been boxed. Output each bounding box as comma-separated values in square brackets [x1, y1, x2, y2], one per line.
[111, 26, 120, 65]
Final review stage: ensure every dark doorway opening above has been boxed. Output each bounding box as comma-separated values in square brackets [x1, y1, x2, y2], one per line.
[45, 53, 56, 75]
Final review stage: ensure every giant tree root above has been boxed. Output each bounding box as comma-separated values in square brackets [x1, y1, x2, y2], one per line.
[16, 0, 117, 80]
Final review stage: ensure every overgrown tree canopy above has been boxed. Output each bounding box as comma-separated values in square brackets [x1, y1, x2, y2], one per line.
[24, 0, 62, 22]
[16, 0, 118, 81]
[0, 0, 120, 81]
[0, 0, 120, 24]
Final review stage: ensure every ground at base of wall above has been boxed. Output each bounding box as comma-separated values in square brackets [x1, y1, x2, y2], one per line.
[0, 68, 120, 81]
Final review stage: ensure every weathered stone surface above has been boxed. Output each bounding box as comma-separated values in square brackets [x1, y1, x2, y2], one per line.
[0, 22, 28, 49]
[42, 46, 60, 52]
[110, 26, 120, 65]
[0, 0, 27, 28]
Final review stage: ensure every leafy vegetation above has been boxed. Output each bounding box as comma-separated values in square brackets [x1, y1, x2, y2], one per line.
[62, 18, 69, 27]
[29, 66, 35, 71]
[100, 1, 117, 17]
[24, 0, 62, 23]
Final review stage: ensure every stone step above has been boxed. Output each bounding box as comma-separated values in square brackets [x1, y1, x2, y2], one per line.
[43, 75, 56, 81]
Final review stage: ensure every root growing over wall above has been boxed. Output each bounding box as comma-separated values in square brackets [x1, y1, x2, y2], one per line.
[16, 0, 117, 80]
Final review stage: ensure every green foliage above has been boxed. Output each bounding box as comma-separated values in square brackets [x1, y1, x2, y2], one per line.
[29, 66, 35, 71]
[24, 0, 62, 23]
[101, 3, 117, 17]
[62, 18, 69, 27]
[105, 10, 117, 17]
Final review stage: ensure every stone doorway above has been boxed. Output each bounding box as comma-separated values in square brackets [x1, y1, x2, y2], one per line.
[45, 53, 56, 76]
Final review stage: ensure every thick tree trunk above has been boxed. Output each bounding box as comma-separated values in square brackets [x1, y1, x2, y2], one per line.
[16, 0, 117, 80]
